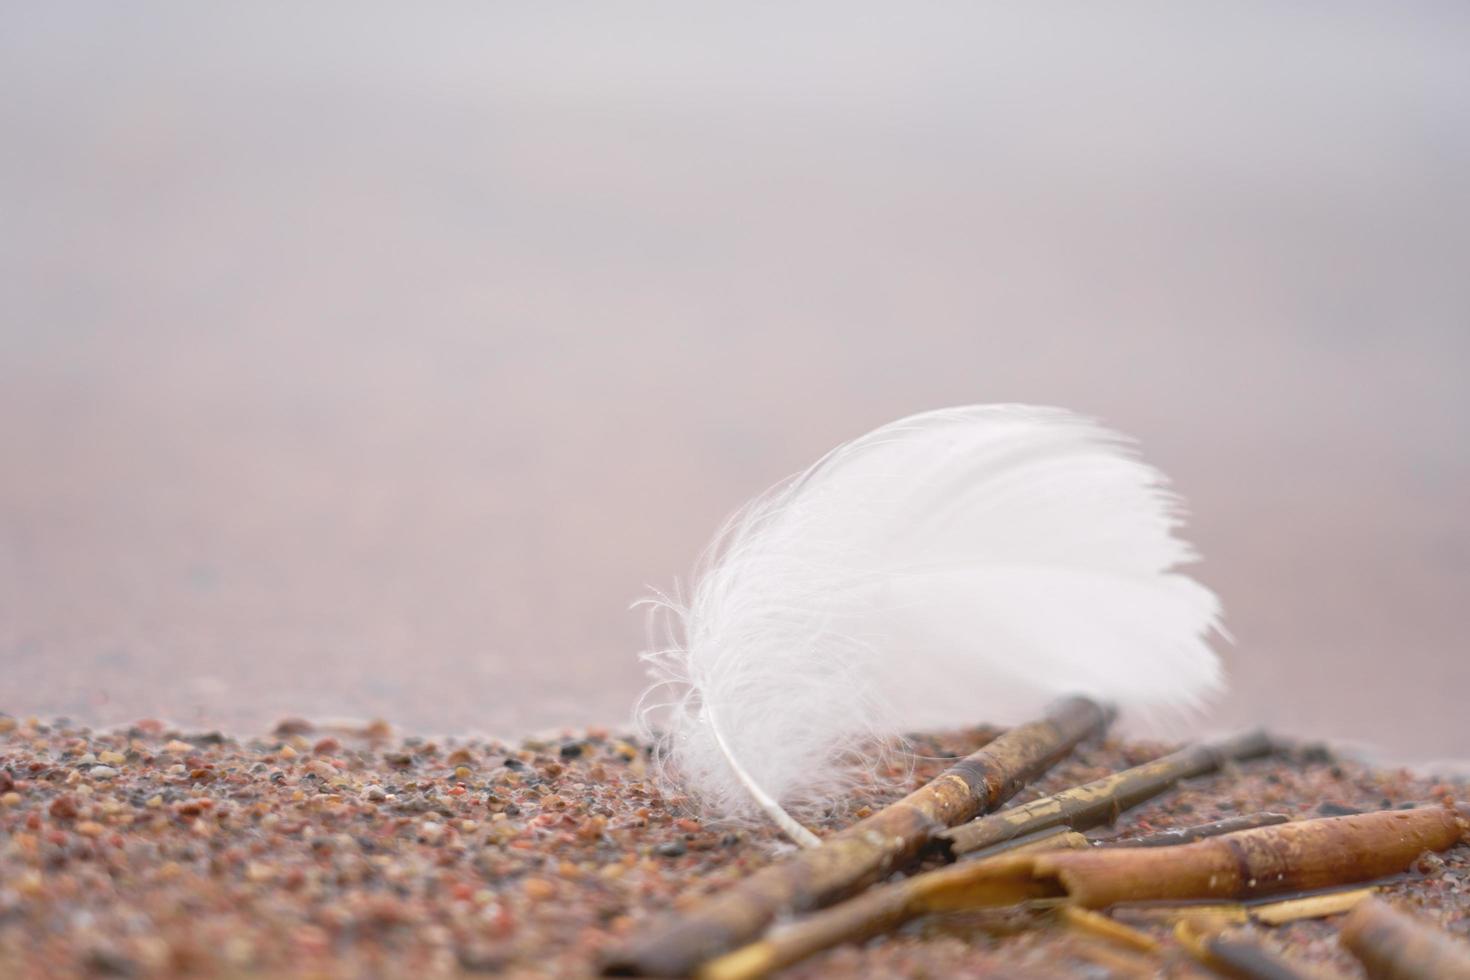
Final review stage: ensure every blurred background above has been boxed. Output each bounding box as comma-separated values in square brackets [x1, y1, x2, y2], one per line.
[2, 5, 1467, 762]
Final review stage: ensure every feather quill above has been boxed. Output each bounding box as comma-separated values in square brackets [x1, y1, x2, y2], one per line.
[638, 405, 1223, 845]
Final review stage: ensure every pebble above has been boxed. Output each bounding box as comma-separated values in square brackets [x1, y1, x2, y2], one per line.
[0, 717, 1464, 980]
[522, 877, 557, 901]
[1317, 801, 1363, 817]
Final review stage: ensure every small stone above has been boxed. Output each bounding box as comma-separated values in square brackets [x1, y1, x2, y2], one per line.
[454, 766, 472, 781]
[98, 750, 126, 766]
[364, 785, 387, 802]
[163, 740, 193, 755]
[83, 945, 138, 977]
[522, 877, 556, 900]
[655, 839, 687, 858]
[1, 791, 20, 807]
[457, 943, 509, 973]
[361, 718, 392, 741]
[76, 820, 106, 837]
[559, 742, 584, 759]
[312, 737, 340, 756]
[1317, 802, 1362, 817]
[49, 795, 80, 820]
[273, 718, 315, 736]
[89, 766, 119, 780]
[278, 745, 298, 760]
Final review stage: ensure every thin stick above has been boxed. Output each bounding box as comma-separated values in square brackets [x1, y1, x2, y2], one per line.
[943, 729, 1275, 856]
[1174, 921, 1322, 980]
[961, 825, 1091, 861]
[602, 696, 1111, 977]
[1250, 887, 1376, 926]
[1058, 906, 1160, 953]
[1093, 811, 1290, 848]
[703, 804, 1466, 980]
[1112, 886, 1378, 928]
[1339, 897, 1470, 980]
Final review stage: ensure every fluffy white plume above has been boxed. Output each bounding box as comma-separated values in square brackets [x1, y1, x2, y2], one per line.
[637, 405, 1223, 841]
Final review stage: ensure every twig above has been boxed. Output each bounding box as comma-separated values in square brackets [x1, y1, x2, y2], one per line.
[1339, 897, 1470, 980]
[702, 804, 1466, 980]
[1058, 905, 1160, 953]
[1174, 920, 1322, 980]
[602, 696, 1111, 976]
[960, 825, 1091, 861]
[943, 729, 1275, 856]
[1093, 811, 1290, 848]
[1112, 886, 1378, 928]
[1251, 887, 1377, 926]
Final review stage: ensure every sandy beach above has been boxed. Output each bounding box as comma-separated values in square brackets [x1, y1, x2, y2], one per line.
[2, 712, 1467, 977]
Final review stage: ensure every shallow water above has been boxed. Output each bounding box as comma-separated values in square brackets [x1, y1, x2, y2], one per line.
[2, 6, 1467, 760]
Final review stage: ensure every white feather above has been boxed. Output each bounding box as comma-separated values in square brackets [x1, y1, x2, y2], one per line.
[637, 405, 1223, 841]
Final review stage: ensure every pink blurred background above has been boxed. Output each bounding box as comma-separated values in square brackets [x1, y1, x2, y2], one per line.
[2, 6, 1467, 761]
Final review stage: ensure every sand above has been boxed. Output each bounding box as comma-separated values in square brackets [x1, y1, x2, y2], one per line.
[1, 713, 1467, 978]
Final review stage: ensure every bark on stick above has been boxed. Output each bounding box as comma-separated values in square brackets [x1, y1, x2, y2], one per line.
[602, 696, 1110, 977]
[943, 729, 1275, 856]
[1339, 897, 1470, 980]
[704, 804, 1467, 980]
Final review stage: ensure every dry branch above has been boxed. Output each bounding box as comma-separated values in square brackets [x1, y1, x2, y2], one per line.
[1250, 887, 1377, 926]
[1113, 886, 1378, 928]
[943, 729, 1275, 856]
[1058, 905, 1160, 953]
[1032, 804, 1463, 908]
[1174, 920, 1322, 980]
[961, 825, 1091, 861]
[602, 696, 1110, 976]
[1339, 897, 1470, 980]
[1093, 811, 1290, 848]
[703, 804, 1467, 980]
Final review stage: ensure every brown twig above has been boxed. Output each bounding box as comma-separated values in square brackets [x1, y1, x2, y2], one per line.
[1174, 920, 1323, 980]
[601, 696, 1111, 976]
[1093, 811, 1291, 848]
[702, 804, 1466, 980]
[942, 729, 1276, 856]
[1112, 886, 1379, 928]
[1339, 897, 1470, 980]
